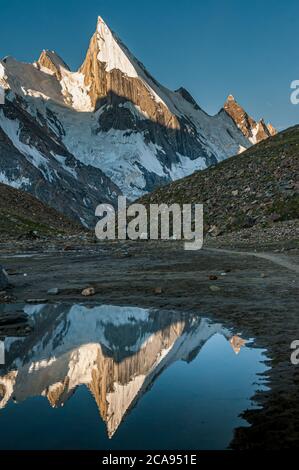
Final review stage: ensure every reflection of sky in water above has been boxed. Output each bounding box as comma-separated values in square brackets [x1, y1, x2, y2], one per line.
[0, 304, 269, 450]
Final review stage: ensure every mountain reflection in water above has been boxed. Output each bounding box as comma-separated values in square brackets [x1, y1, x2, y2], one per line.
[0, 304, 268, 449]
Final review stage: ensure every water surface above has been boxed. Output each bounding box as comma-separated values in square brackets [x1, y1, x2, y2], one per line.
[0, 304, 269, 449]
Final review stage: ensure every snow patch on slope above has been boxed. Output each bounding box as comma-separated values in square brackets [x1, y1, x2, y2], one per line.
[168, 152, 206, 180]
[0, 172, 30, 189]
[118, 102, 149, 120]
[0, 63, 6, 104]
[0, 110, 54, 181]
[66, 126, 166, 198]
[51, 153, 77, 178]
[3, 57, 64, 105]
[60, 71, 93, 111]
[0, 62, 6, 80]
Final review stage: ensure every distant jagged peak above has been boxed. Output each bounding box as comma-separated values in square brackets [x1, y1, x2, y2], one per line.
[267, 122, 277, 136]
[37, 49, 70, 79]
[224, 94, 277, 144]
[93, 16, 139, 78]
[175, 87, 201, 110]
[226, 94, 236, 103]
[224, 93, 248, 111]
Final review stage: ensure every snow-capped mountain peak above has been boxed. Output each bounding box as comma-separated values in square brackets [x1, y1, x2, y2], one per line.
[96, 16, 139, 78]
[0, 16, 277, 225]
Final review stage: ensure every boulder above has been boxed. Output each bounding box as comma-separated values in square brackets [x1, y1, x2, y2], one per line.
[81, 287, 96, 297]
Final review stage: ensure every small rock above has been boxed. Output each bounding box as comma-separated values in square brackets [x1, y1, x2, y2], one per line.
[154, 287, 163, 295]
[242, 216, 256, 228]
[1, 294, 15, 303]
[208, 275, 218, 281]
[209, 225, 222, 237]
[209, 285, 221, 292]
[260, 273, 266, 278]
[18, 230, 40, 240]
[64, 245, 75, 251]
[47, 288, 59, 295]
[81, 287, 96, 297]
[5, 269, 20, 276]
[232, 190, 239, 196]
[270, 212, 281, 222]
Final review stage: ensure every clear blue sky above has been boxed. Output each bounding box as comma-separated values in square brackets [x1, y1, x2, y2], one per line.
[0, 0, 298, 129]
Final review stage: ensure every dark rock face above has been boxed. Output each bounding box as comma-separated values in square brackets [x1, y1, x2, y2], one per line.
[0, 99, 121, 227]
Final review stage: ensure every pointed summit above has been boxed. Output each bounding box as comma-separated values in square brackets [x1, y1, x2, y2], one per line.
[95, 16, 138, 77]
[224, 94, 276, 144]
[78, 16, 179, 128]
[175, 87, 201, 110]
[78, 16, 141, 109]
[37, 50, 70, 79]
[267, 122, 277, 136]
[226, 94, 236, 102]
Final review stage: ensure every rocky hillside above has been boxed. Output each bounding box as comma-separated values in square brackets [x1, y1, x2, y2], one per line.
[0, 182, 83, 239]
[138, 126, 299, 237]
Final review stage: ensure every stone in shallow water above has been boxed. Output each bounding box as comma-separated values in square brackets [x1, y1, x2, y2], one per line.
[47, 288, 59, 295]
[81, 287, 95, 297]
[209, 285, 221, 292]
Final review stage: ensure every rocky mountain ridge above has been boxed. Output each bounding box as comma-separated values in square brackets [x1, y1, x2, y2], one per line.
[0, 16, 276, 226]
[224, 94, 276, 144]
